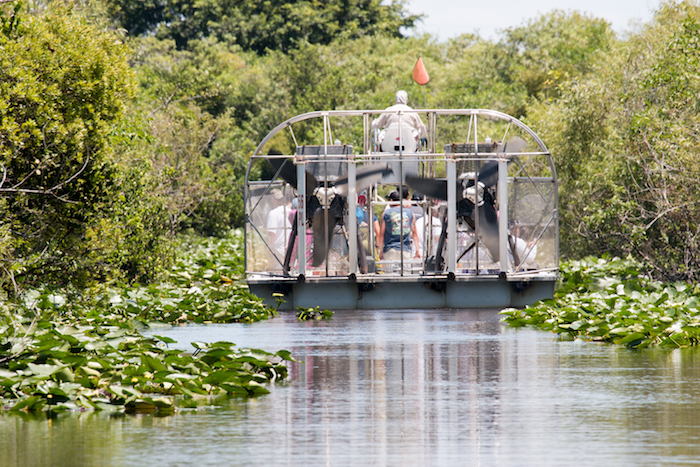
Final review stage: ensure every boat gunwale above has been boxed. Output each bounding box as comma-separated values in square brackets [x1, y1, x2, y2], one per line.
[245, 271, 558, 285]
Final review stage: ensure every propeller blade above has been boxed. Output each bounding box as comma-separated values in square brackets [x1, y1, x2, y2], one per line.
[474, 160, 499, 188]
[311, 207, 338, 267]
[466, 159, 510, 189]
[406, 176, 454, 201]
[477, 200, 500, 262]
[282, 211, 299, 273]
[268, 157, 318, 195]
[333, 163, 393, 196]
[496, 136, 527, 154]
[268, 157, 297, 186]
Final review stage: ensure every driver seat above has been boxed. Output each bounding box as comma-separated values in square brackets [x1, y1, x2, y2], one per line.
[380, 123, 418, 153]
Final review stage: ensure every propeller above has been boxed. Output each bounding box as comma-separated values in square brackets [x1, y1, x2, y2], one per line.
[267, 157, 318, 196]
[405, 160, 498, 202]
[308, 163, 393, 267]
[267, 156, 393, 269]
[333, 164, 394, 196]
[405, 137, 524, 267]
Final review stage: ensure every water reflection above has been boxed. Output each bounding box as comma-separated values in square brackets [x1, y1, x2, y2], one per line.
[3, 309, 700, 466]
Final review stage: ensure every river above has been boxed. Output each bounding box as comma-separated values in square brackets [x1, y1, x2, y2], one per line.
[2, 308, 700, 466]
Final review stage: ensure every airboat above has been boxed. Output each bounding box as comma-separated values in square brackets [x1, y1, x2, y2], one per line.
[244, 108, 558, 310]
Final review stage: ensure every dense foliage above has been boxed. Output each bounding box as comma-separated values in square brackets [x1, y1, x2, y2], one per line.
[529, 2, 700, 282]
[106, 0, 421, 53]
[2, 0, 700, 289]
[501, 256, 700, 348]
[0, 5, 171, 289]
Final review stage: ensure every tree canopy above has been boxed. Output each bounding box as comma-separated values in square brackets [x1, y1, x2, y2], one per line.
[528, 1, 700, 281]
[106, 0, 421, 53]
[0, 5, 170, 289]
[3, 0, 700, 290]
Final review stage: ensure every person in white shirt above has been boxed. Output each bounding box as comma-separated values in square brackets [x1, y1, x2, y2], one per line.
[372, 90, 427, 149]
[415, 203, 442, 258]
[266, 189, 291, 270]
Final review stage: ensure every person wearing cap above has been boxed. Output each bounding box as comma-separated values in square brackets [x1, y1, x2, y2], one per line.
[410, 191, 424, 220]
[378, 186, 421, 264]
[381, 185, 413, 215]
[371, 90, 427, 148]
[266, 189, 291, 270]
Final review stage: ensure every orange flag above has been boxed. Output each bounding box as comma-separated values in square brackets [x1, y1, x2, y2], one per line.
[412, 56, 430, 85]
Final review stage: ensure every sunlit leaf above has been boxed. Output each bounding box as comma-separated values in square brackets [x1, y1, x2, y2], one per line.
[10, 396, 43, 411]
[27, 363, 64, 377]
[153, 335, 177, 344]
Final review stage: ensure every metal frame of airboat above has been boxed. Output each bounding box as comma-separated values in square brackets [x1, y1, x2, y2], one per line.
[244, 109, 559, 310]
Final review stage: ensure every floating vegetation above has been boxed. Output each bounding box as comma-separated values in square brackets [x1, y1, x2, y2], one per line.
[0, 231, 292, 414]
[296, 307, 334, 321]
[501, 255, 700, 348]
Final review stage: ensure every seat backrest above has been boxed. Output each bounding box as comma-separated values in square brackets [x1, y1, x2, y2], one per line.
[380, 124, 417, 153]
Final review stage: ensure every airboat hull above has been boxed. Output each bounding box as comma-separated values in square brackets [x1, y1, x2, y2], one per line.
[248, 274, 556, 310]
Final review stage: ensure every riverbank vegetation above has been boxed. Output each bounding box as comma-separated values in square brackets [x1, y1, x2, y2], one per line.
[4, 1, 700, 291]
[502, 256, 700, 348]
[3, 0, 700, 409]
[0, 232, 288, 413]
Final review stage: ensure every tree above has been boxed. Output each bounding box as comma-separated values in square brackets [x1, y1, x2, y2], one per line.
[617, 2, 700, 280]
[498, 10, 616, 101]
[105, 0, 421, 54]
[130, 36, 252, 236]
[528, 1, 700, 281]
[0, 5, 170, 289]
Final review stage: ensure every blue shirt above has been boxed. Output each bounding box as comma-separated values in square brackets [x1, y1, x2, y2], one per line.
[383, 205, 413, 252]
[356, 207, 377, 226]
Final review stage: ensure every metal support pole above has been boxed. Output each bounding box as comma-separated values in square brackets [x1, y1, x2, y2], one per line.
[348, 162, 358, 275]
[297, 162, 307, 277]
[498, 158, 509, 273]
[447, 159, 457, 273]
[472, 115, 480, 274]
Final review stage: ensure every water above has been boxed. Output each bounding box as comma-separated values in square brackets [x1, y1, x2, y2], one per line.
[3, 309, 700, 466]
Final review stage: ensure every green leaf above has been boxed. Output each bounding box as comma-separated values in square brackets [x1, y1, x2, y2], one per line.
[614, 332, 647, 346]
[10, 396, 43, 411]
[27, 363, 64, 377]
[153, 335, 177, 344]
[275, 350, 295, 361]
[203, 370, 242, 386]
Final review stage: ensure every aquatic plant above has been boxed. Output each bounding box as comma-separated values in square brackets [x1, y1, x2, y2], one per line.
[0, 231, 291, 413]
[501, 255, 700, 348]
[296, 307, 334, 321]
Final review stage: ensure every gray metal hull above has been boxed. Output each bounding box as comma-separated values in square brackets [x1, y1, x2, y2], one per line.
[249, 275, 556, 310]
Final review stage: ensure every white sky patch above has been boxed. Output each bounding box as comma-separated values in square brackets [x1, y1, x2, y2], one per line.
[405, 0, 661, 41]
